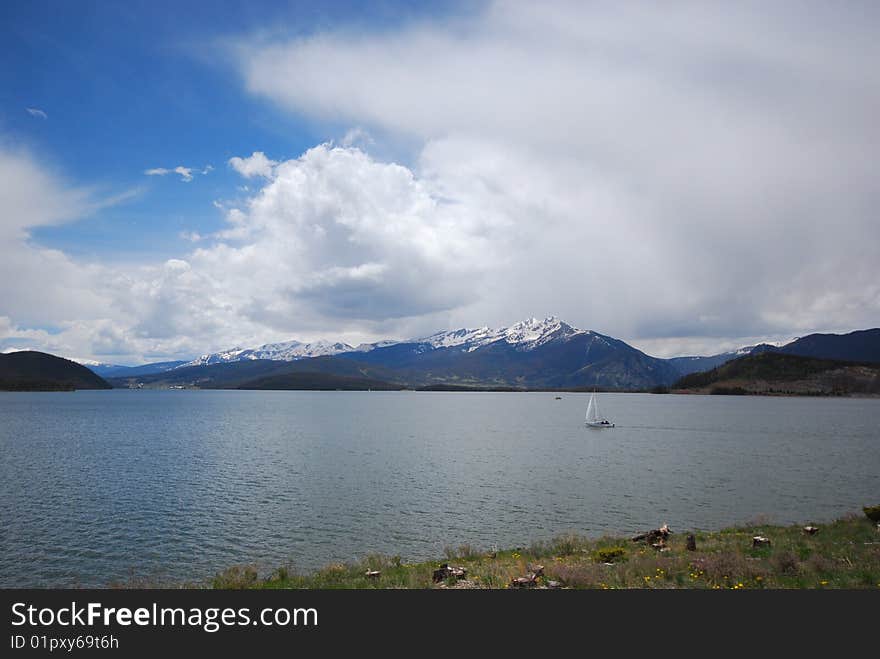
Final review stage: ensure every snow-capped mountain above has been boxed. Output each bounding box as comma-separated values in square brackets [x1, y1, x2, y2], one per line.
[415, 316, 584, 352]
[72, 358, 118, 368]
[180, 339, 356, 368]
[183, 317, 588, 369]
[128, 316, 681, 390]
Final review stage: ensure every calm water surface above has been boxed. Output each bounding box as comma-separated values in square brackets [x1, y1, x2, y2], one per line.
[1, 390, 878, 587]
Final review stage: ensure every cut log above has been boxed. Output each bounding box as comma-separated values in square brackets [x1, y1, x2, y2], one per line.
[752, 536, 771, 548]
[686, 534, 697, 551]
[509, 565, 545, 588]
[633, 524, 673, 545]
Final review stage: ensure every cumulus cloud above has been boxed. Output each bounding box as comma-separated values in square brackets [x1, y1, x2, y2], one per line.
[228, 151, 277, 179]
[201, 144, 490, 331]
[1, 144, 493, 362]
[236, 1, 880, 353]
[25, 107, 48, 119]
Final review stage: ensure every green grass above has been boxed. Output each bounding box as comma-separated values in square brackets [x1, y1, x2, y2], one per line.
[206, 513, 880, 589]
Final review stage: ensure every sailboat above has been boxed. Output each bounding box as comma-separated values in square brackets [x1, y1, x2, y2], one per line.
[585, 388, 614, 428]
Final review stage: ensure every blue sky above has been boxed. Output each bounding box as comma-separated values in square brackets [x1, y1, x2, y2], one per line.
[1, 2, 878, 363]
[1, 0, 465, 260]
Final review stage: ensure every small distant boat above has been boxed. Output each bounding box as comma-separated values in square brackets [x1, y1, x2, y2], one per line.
[585, 389, 614, 428]
[555, 396, 562, 400]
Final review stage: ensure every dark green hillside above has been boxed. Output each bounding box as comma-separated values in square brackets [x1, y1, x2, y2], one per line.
[237, 371, 403, 391]
[110, 356, 401, 390]
[0, 351, 112, 391]
[674, 352, 880, 395]
[780, 328, 880, 363]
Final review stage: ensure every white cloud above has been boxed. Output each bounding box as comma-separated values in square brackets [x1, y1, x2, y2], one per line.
[207, 144, 490, 324]
[0, 151, 126, 357]
[0, 144, 492, 362]
[340, 127, 374, 148]
[179, 231, 203, 242]
[228, 151, 277, 179]
[25, 107, 48, 119]
[4, 4, 880, 363]
[235, 1, 880, 353]
[144, 165, 212, 182]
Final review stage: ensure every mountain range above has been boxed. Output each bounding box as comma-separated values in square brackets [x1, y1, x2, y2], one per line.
[84, 318, 880, 391]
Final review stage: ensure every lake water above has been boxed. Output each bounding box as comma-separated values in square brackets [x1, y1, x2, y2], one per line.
[1, 390, 878, 587]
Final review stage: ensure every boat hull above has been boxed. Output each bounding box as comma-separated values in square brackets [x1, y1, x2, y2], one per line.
[585, 422, 615, 428]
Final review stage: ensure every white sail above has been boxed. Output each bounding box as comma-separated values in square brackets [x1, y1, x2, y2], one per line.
[585, 389, 614, 428]
[585, 393, 597, 423]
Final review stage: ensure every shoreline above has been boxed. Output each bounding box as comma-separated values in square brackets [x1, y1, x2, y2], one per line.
[198, 513, 880, 590]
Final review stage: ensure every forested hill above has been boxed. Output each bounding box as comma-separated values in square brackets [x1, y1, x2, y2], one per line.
[673, 352, 880, 395]
[0, 351, 112, 391]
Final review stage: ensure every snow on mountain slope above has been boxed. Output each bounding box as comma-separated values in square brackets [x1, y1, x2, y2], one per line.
[181, 339, 355, 368]
[416, 316, 585, 352]
[72, 358, 119, 368]
[179, 317, 589, 368]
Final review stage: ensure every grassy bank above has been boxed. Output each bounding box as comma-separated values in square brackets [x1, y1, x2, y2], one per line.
[210, 513, 880, 589]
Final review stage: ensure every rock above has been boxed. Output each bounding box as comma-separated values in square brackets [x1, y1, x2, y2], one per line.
[752, 536, 771, 548]
[546, 580, 563, 589]
[686, 534, 697, 551]
[365, 570, 381, 579]
[432, 563, 467, 583]
[803, 526, 819, 535]
[509, 576, 538, 589]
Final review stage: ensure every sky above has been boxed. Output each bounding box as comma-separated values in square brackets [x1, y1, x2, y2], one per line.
[1, 0, 878, 364]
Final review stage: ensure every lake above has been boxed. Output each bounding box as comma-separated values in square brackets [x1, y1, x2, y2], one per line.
[1, 390, 878, 587]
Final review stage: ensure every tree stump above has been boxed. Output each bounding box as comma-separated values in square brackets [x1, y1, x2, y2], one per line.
[686, 534, 697, 551]
[432, 564, 450, 583]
